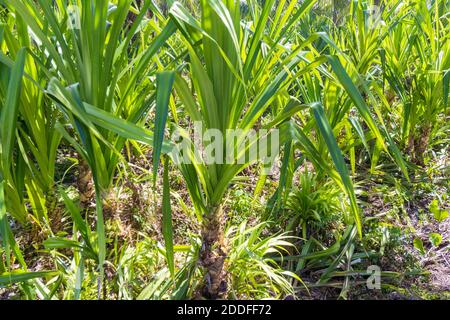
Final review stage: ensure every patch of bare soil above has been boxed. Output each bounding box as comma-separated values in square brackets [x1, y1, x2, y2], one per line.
[366, 174, 450, 299]
[408, 214, 450, 294]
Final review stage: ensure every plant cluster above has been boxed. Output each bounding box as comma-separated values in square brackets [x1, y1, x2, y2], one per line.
[0, 0, 448, 300]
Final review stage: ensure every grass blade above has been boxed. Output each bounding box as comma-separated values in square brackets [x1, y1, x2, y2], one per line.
[153, 71, 175, 183]
[162, 157, 175, 279]
[311, 103, 362, 237]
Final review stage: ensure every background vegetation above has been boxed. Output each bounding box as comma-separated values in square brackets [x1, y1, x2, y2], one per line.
[0, 0, 448, 300]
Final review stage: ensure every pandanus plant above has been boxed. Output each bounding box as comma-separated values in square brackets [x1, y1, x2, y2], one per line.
[161, 0, 414, 298]
[0, 47, 27, 270]
[0, 22, 65, 278]
[380, 0, 449, 162]
[149, 0, 372, 298]
[0, 16, 63, 230]
[4, 0, 177, 295]
[0, 40, 58, 291]
[160, 0, 316, 298]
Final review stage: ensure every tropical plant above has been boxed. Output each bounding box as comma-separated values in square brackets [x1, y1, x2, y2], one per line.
[379, 0, 449, 163]
[0, 0, 448, 301]
[286, 170, 344, 239]
[226, 221, 298, 299]
[2, 0, 177, 296]
[154, 0, 405, 298]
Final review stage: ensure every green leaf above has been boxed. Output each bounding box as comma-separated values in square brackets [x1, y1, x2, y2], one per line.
[82, 103, 174, 153]
[0, 180, 26, 268]
[0, 271, 58, 285]
[59, 188, 90, 247]
[429, 233, 442, 247]
[429, 199, 449, 223]
[444, 70, 449, 108]
[153, 71, 175, 183]
[327, 55, 408, 179]
[162, 157, 175, 279]
[413, 238, 425, 255]
[1, 48, 26, 172]
[311, 103, 362, 237]
[43, 237, 83, 250]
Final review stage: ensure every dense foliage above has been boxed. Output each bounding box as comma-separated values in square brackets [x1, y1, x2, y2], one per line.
[0, 0, 448, 300]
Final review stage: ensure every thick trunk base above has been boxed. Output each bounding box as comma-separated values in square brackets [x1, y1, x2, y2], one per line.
[198, 205, 228, 299]
[415, 125, 431, 165]
[407, 124, 431, 166]
[77, 158, 94, 207]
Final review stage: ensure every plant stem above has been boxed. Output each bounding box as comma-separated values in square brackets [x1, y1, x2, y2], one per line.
[199, 204, 227, 299]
